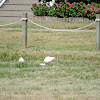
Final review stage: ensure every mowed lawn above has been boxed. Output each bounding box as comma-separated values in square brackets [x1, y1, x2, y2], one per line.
[0, 29, 100, 100]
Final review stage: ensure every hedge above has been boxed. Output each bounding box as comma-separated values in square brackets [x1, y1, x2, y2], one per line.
[31, 2, 100, 20]
[67, 0, 100, 4]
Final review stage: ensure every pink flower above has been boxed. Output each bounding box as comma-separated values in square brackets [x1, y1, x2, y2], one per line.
[58, 6, 60, 8]
[79, 12, 80, 13]
[91, 6, 93, 9]
[94, 7, 96, 10]
[50, 11, 51, 12]
[66, 2, 68, 4]
[96, 10, 99, 12]
[71, 9, 73, 10]
[97, 7, 99, 10]
[89, 14, 91, 16]
[85, 10, 87, 13]
[66, 8, 69, 9]
[83, 4, 85, 7]
[91, 9, 94, 12]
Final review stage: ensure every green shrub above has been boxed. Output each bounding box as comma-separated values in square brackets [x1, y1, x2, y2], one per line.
[67, 0, 100, 4]
[31, 2, 100, 20]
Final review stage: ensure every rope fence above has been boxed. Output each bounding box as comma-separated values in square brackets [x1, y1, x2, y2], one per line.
[0, 18, 95, 31]
[28, 19, 95, 31]
[0, 13, 100, 50]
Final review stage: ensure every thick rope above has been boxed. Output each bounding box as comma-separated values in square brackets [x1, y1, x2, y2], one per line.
[28, 19, 53, 30]
[75, 21, 95, 30]
[28, 19, 95, 31]
[0, 18, 95, 32]
[0, 20, 22, 27]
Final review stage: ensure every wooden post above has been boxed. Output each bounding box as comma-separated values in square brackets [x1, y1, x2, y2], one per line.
[22, 13, 28, 48]
[96, 14, 100, 50]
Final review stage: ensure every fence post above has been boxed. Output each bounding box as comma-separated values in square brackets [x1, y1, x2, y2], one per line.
[22, 13, 28, 48]
[96, 14, 100, 50]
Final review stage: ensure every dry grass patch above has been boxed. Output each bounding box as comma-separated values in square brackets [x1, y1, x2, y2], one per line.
[0, 65, 100, 100]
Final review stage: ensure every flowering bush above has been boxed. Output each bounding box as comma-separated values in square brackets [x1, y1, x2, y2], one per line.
[31, 2, 100, 20]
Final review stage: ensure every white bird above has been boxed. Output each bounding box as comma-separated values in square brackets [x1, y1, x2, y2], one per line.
[18, 57, 24, 63]
[50, 0, 55, 7]
[44, 56, 55, 63]
[40, 56, 56, 66]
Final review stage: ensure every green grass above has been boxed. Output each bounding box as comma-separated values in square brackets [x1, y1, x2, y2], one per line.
[0, 28, 100, 100]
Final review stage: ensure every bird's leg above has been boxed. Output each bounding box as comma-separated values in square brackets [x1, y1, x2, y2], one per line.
[47, 63, 49, 66]
[51, 62, 54, 66]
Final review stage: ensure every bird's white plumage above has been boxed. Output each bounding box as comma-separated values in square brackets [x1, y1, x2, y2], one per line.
[18, 57, 24, 63]
[40, 56, 56, 66]
[44, 56, 55, 63]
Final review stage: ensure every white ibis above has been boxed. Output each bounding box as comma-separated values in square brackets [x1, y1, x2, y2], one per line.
[18, 57, 24, 63]
[40, 56, 56, 66]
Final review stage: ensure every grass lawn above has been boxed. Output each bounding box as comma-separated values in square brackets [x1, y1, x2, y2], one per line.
[0, 24, 100, 100]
